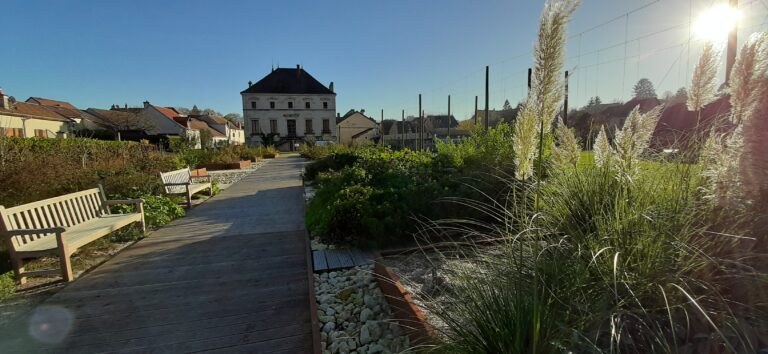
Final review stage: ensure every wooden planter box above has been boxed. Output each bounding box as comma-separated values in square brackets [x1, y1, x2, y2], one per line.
[262, 153, 277, 159]
[190, 168, 207, 177]
[373, 256, 436, 346]
[200, 160, 251, 171]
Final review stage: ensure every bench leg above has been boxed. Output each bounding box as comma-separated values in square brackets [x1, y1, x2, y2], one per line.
[209, 183, 214, 197]
[59, 248, 73, 282]
[11, 255, 26, 285]
[187, 190, 193, 209]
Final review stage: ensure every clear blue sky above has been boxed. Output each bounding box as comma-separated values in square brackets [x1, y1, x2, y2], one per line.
[1, 0, 766, 120]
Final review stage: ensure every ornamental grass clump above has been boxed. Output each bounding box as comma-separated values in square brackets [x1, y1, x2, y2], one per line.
[512, 0, 578, 180]
[419, 3, 767, 353]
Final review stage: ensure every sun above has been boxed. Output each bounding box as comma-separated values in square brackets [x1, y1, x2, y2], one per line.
[694, 3, 742, 43]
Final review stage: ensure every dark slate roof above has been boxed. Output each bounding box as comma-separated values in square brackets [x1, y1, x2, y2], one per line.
[241, 68, 334, 95]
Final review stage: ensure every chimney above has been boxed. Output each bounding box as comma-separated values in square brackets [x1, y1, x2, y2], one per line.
[329, 82, 334, 92]
[296, 65, 301, 79]
[0, 88, 8, 109]
[248, 80, 253, 87]
[124, 103, 128, 109]
[143, 101, 150, 108]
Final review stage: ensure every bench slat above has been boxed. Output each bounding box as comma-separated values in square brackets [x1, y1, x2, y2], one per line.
[4, 188, 101, 215]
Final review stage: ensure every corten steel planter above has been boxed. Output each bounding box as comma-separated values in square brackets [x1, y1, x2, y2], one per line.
[373, 255, 436, 346]
[190, 168, 207, 177]
[200, 160, 252, 171]
[262, 153, 277, 159]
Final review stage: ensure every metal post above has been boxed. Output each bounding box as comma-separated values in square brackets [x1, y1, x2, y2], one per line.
[564, 70, 569, 126]
[447, 95, 451, 140]
[484, 66, 489, 131]
[418, 94, 423, 150]
[401, 109, 405, 149]
[725, 0, 738, 84]
[380, 109, 384, 146]
[474, 95, 478, 126]
[527, 68, 532, 90]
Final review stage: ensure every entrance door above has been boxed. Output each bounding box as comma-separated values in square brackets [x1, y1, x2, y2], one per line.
[287, 120, 297, 137]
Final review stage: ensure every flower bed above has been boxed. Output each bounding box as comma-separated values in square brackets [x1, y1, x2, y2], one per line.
[199, 160, 251, 171]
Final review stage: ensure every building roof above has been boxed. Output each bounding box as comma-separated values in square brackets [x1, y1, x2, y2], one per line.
[241, 67, 334, 95]
[86, 108, 150, 130]
[337, 110, 377, 125]
[27, 97, 79, 111]
[154, 105, 184, 120]
[188, 118, 224, 137]
[0, 102, 73, 122]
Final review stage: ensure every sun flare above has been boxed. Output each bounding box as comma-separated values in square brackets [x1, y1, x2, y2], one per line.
[694, 4, 742, 43]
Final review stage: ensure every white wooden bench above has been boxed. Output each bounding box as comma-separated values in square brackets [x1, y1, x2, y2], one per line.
[0, 186, 144, 284]
[160, 167, 213, 208]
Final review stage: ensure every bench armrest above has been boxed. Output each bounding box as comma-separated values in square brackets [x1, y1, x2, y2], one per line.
[4, 227, 66, 237]
[163, 182, 192, 186]
[105, 199, 144, 206]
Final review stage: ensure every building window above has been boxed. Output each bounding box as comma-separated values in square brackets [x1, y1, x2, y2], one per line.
[305, 102, 311, 109]
[251, 102, 257, 109]
[322, 119, 330, 133]
[323, 102, 328, 109]
[0, 128, 24, 138]
[305, 119, 313, 134]
[287, 101, 293, 109]
[270, 101, 275, 109]
[287, 120, 297, 136]
[250, 119, 260, 135]
[34, 129, 48, 138]
[270, 119, 278, 133]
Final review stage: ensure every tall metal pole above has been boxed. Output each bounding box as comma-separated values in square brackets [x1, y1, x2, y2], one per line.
[474, 96, 478, 126]
[380, 109, 384, 147]
[725, 0, 739, 84]
[418, 94, 423, 151]
[401, 109, 405, 149]
[447, 95, 451, 140]
[527, 68, 532, 90]
[484, 66, 489, 131]
[564, 70, 569, 126]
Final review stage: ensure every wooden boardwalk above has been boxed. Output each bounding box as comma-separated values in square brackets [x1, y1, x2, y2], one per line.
[1, 157, 316, 353]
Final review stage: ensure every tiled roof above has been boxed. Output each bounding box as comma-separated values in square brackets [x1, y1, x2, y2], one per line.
[86, 108, 149, 130]
[189, 118, 225, 137]
[27, 97, 79, 111]
[154, 106, 183, 120]
[241, 68, 334, 95]
[42, 105, 82, 119]
[0, 102, 72, 122]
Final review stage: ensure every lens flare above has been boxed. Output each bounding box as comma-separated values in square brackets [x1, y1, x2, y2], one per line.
[694, 4, 742, 43]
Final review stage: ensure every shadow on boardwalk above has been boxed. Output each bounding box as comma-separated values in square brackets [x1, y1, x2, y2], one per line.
[0, 157, 315, 353]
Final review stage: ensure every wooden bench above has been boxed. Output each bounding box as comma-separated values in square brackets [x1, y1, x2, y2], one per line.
[160, 167, 213, 208]
[0, 186, 145, 284]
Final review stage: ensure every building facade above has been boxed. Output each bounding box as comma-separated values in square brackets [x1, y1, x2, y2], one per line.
[241, 66, 336, 150]
[336, 110, 378, 146]
[0, 90, 75, 138]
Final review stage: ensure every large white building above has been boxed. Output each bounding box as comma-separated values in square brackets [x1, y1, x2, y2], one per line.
[241, 65, 336, 150]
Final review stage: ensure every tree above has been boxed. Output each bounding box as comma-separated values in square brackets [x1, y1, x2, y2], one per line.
[587, 96, 602, 107]
[223, 113, 243, 124]
[633, 78, 657, 99]
[675, 87, 688, 100]
[503, 99, 512, 110]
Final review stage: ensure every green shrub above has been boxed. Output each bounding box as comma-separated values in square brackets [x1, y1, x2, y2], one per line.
[0, 271, 15, 301]
[299, 143, 352, 160]
[111, 194, 185, 228]
[304, 152, 359, 181]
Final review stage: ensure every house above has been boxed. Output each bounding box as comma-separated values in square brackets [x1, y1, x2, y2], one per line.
[381, 114, 461, 150]
[0, 89, 75, 138]
[188, 107, 245, 145]
[85, 107, 155, 141]
[336, 109, 378, 146]
[241, 65, 337, 151]
[25, 96, 104, 132]
[137, 102, 201, 148]
[180, 117, 227, 147]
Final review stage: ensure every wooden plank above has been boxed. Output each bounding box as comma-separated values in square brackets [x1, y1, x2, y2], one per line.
[351, 249, 374, 266]
[324, 249, 342, 270]
[312, 250, 328, 271]
[337, 249, 355, 268]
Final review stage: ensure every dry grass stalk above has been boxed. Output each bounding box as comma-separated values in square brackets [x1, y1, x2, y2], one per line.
[513, 0, 579, 180]
[550, 116, 581, 172]
[687, 43, 721, 113]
